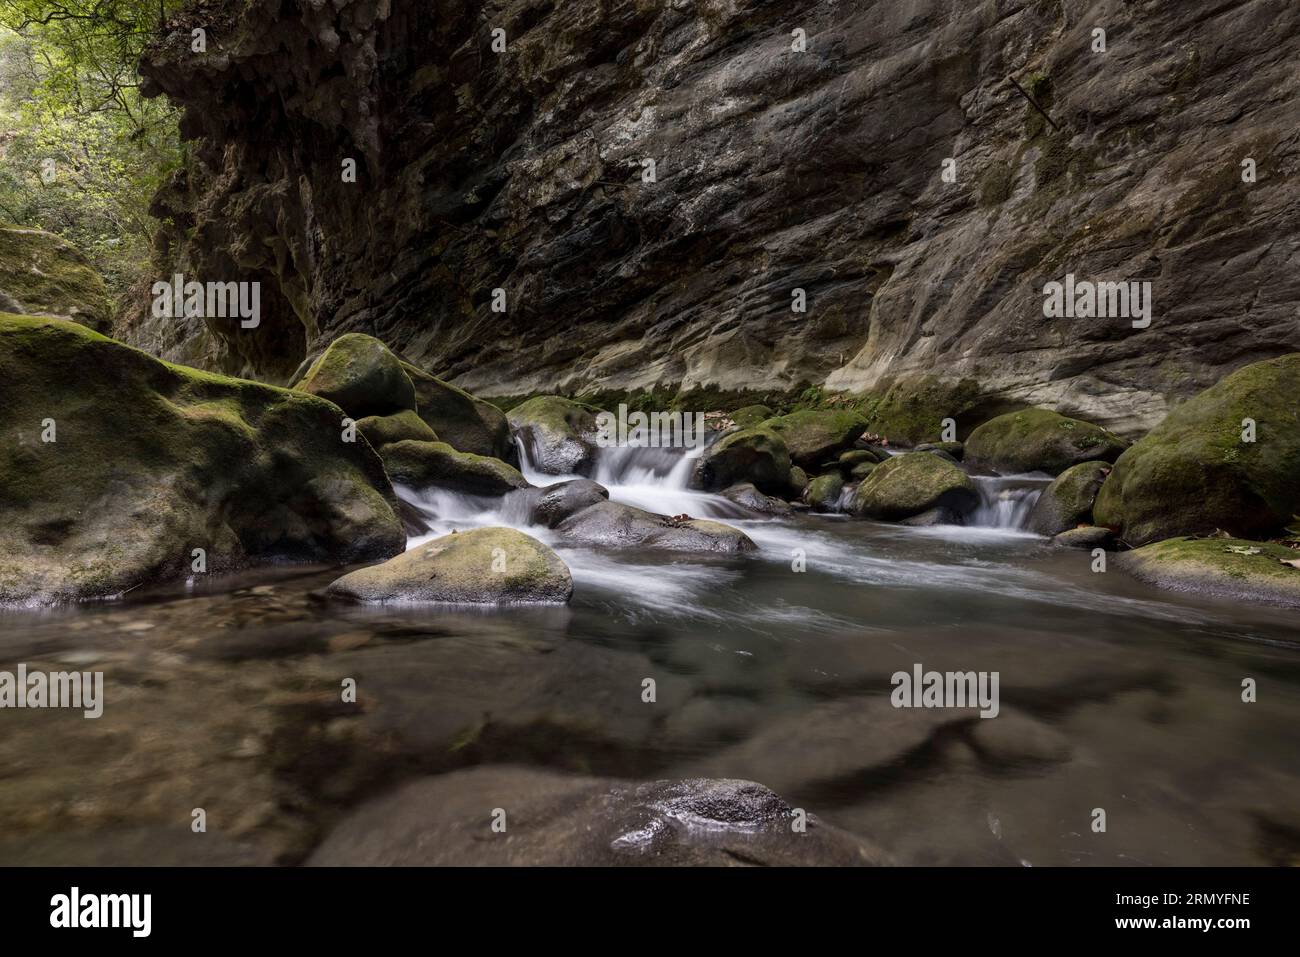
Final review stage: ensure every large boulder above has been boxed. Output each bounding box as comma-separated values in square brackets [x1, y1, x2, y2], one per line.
[556, 500, 756, 554]
[728, 404, 774, 429]
[400, 361, 516, 463]
[721, 482, 793, 516]
[1094, 355, 1300, 545]
[1117, 537, 1300, 608]
[0, 226, 110, 333]
[965, 408, 1128, 475]
[326, 527, 573, 604]
[294, 333, 416, 418]
[0, 315, 404, 605]
[1027, 461, 1111, 536]
[307, 766, 888, 866]
[380, 440, 529, 495]
[507, 395, 603, 475]
[850, 451, 978, 521]
[692, 426, 791, 493]
[760, 409, 868, 469]
[806, 473, 845, 512]
[525, 479, 609, 528]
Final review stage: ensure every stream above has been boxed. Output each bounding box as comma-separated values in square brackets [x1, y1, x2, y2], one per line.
[1, 442, 1297, 866]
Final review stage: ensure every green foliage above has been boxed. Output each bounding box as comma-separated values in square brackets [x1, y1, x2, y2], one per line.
[0, 2, 184, 295]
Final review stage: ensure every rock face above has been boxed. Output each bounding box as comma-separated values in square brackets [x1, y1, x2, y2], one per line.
[850, 452, 978, 521]
[307, 766, 888, 866]
[965, 408, 1128, 475]
[0, 314, 404, 605]
[326, 527, 573, 604]
[1027, 460, 1111, 536]
[0, 226, 111, 333]
[1094, 354, 1300, 546]
[1118, 537, 1300, 608]
[128, 0, 1300, 433]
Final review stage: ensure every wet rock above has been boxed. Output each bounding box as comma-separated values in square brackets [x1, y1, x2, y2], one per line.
[307, 766, 888, 866]
[691, 426, 791, 494]
[354, 409, 438, 449]
[527, 479, 609, 528]
[849, 461, 878, 480]
[1053, 526, 1114, 549]
[967, 711, 1072, 766]
[1027, 461, 1112, 536]
[0, 315, 404, 605]
[326, 527, 572, 604]
[899, 506, 960, 527]
[916, 441, 964, 461]
[381, 440, 529, 495]
[556, 500, 755, 554]
[965, 409, 1128, 476]
[850, 452, 978, 522]
[1117, 537, 1300, 608]
[0, 226, 110, 333]
[507, 396, 603, 475]
[401, 361, 516, 464]
[806, 473, 845, 512]
[293, 333, 416, 418]
[760, 409, 868, 470]
[838, 449, 880, 471]
[1094, 355, 1300, 546]
[722, 482, 792, 516]
[787, 465, 809, 496]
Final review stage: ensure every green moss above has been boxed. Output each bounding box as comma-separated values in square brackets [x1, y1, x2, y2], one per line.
[966, 408, 1128, 475]
[380, 440, 528, 495]
[0, 226, 111, 332]
[759, 408, 868, 467]
[294, 333, 416, 418]
[1122, 536, 1300, 607]
[356, 409, 439, 449]
[853, 376, 992, 446]
[851, 452, 977, 520]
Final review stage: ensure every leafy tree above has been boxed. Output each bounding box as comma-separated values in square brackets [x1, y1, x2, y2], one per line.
[0, 1, 184, 294]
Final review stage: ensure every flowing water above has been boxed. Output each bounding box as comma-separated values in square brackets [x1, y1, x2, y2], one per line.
[1, 443, 1298, 866]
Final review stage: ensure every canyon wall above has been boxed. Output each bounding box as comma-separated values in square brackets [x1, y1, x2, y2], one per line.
[127, 0, 1300, 434]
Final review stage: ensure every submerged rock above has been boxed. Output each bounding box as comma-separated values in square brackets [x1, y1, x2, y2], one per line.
[556, 500, 755, 554]
[507, 395, 603, 475]
[1094, 354, 1300, 546]
[381, 440, 529, 495]
[354, 409, 438, 449]
[721, 482, 792, 516]
[326, 527, 573, 604]
[850, 452, 978, 522]
[1117, 537, 1300, 608]
[1027, 460, 1111, 536]
[0, 226, 110, 333]
[401, 361, 516, 463]
[760, 409, 868, 470]
[307, 766, 888, 866]
[0, 315, 404, 605]
[692, 426, 791, 493]
[293, 333, 416, 418]
[965, 409, 1128, 476]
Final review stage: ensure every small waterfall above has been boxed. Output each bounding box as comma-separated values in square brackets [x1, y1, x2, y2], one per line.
[969, 475, 1047, 530]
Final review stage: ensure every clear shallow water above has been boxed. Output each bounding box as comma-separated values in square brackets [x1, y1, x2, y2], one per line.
[1, 446, 1297, 866]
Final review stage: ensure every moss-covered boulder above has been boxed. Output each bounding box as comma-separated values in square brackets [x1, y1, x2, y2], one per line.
[806, 473, 845, 512]
[965, 408, 1128, 475]
[400, 361, 516, 463]
[1094, 355, 1300, 545]
[857, 375, 985, 446]
[850, 452, 978, 521]
[915, 441, 964, 461]
[355, 410, 439, 450]
[838, 449, 880, 470]
[760, 409, 868, 469]
[729, 404, 774, 430]
[849, 461, 878, 480]
[1117, 537, 1300, 608]
[507, 395, 603, 475]
[326, 527, 573, 604]
[0, 314, 404, 605]
[556, 501, 756, 554]
[380, 440, 529, 495]
[788, 465, 809, 496]
[0, 226, 110, 333]
[692, 426, 791, 493]
[1027, 461, 1111, 536]
[294, 333, 416, 419]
